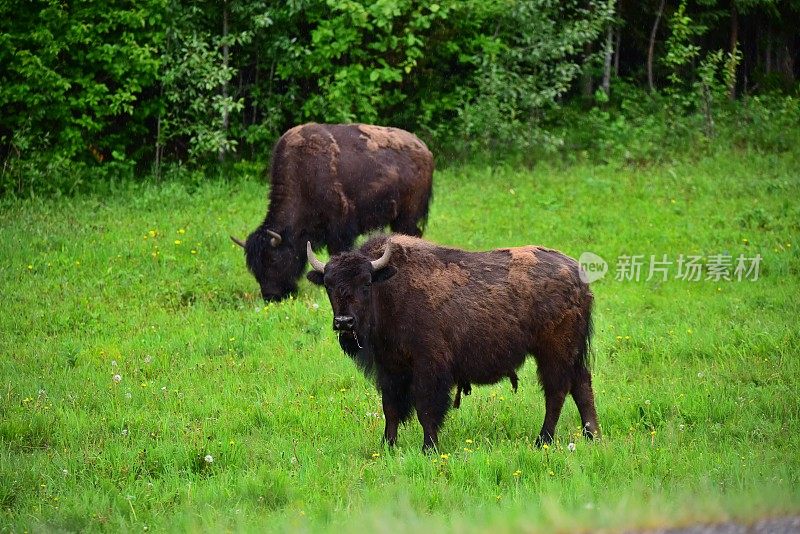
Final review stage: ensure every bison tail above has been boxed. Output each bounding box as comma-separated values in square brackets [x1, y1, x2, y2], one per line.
[418, 187, 433, 234]
[577, 299, 594, 371]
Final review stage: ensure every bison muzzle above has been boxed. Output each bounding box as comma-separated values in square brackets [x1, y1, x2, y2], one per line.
[307, 234, 600, 451]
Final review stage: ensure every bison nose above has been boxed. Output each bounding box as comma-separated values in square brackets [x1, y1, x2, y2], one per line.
[333, 316, 355, 331]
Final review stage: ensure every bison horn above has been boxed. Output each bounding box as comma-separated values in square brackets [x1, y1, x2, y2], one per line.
[266, 229, 282, 247]
[230, 236, 246, 248]
[370, 242, 393, 271]
[307, 241, 326, 273]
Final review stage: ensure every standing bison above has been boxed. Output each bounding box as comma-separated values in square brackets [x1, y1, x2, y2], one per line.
[306, 234, 600, 450]
[232, 123, 433, 301]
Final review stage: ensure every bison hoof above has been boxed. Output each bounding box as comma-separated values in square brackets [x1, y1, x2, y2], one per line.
[534, 433, 553, 448]
[582, 424, 600, 441]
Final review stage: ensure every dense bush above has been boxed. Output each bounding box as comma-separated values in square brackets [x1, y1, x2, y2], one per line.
[1, 0, 799, 195]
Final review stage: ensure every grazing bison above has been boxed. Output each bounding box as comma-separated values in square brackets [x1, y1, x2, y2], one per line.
[232, 123, 434, 301]
[306, 234, 600, 450]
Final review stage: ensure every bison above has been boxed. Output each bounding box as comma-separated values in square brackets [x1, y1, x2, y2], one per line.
[306, 234, 600, 450]
[232, 123, 434, 301]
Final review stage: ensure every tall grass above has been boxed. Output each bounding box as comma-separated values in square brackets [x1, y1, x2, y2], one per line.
[1, 147, 799, 532]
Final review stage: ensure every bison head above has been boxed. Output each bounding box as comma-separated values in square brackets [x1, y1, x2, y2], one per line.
[306, 241, 396, 351]
[231, 228, 301, 301]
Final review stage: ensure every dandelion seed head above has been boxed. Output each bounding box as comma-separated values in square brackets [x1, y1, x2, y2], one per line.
[204, 454, 214, 464]
[568, 442, 576, 452]
[112, 374, 122, 383]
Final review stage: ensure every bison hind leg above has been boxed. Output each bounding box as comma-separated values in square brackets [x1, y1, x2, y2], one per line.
[571, 362, 601, 440]
[533, 356, 571, 447]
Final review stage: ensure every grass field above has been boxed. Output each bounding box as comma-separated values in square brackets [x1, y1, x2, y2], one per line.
[1, 147, 799, 532]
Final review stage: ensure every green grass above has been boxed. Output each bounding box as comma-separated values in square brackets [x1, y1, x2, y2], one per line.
[1, 147, 799, 532]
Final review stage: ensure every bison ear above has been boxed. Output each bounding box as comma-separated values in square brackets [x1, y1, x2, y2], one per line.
[371, 265, 397, 284]
[306, 270, 325, 286]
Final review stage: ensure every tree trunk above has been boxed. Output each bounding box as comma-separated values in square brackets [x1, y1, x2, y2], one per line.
[782, 43, 796, 82]
[219, 0, 230, 163]
[155, 113, 162, 181]
[582, 42, 594, 98]
[614, 27, 621, 77]
[728, 4, 739, 100]
[602, 23, 614, 95]
[648, 0, 666, 93]
[765, 37, 772, 75]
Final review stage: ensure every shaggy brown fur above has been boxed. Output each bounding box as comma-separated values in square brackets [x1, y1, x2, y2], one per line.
[307, 234, 600, 450]
[235, 123, 433, 301]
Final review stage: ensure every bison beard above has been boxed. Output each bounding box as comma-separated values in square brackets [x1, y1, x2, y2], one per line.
[232, 123, 433, 302]
[307, 235, 600, 451]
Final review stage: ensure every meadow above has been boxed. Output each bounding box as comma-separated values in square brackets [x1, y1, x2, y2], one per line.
[1, 147, 799, 532]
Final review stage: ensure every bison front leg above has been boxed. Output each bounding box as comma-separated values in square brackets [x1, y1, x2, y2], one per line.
[412, 366, 452, 451]
[378, 370, 413, 447]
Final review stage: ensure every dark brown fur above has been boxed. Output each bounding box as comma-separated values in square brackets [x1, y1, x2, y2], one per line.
[307, 234, 600, 450]
[239, 123, 433, 301]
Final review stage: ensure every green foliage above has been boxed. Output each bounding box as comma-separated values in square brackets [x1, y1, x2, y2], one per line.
[662, 1, 705, 100]
[2, 150, 799, 531]
[157, 3, 257, 163]
[1, 0, 799, 194]
[284, 0, 449, 123]
[442, 0, 614, 154]
[0, 0, 167, 159]
[554, 81, 800, 167]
